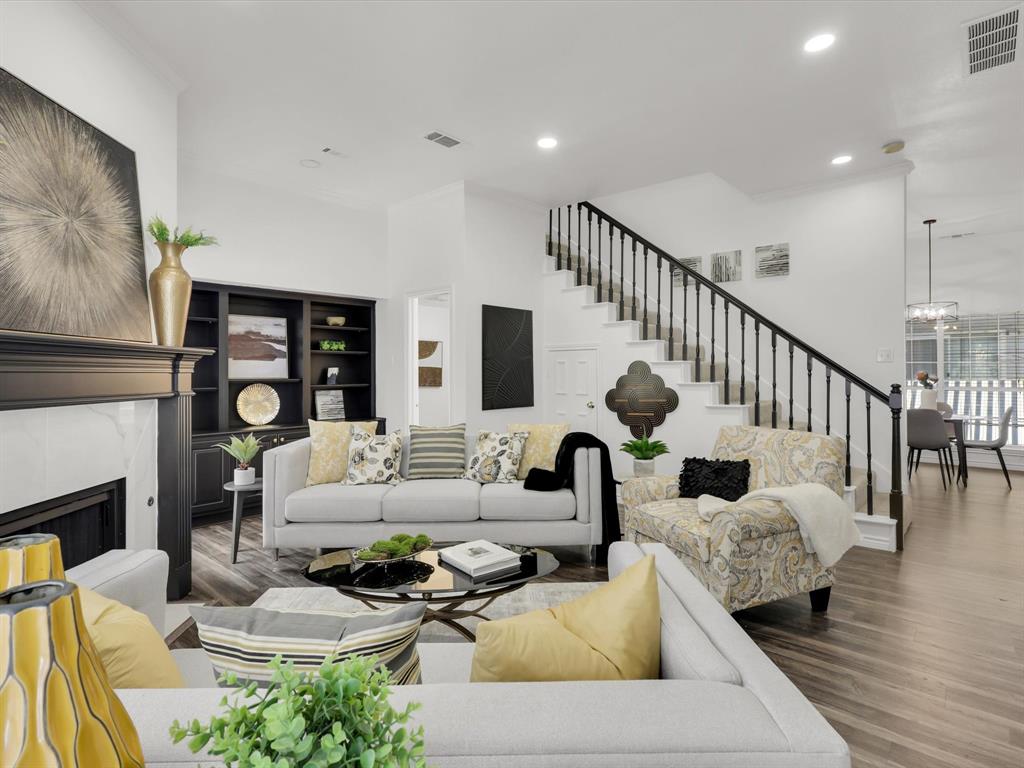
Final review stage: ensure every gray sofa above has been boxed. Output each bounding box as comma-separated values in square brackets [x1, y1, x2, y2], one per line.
[262, 433, 605, 552]
[75, 545, 850, 767]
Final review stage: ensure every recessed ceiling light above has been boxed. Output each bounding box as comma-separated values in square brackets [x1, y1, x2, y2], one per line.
[537, 136, 558, 150]
[299, 159, 321, 168]
[803, 33, 835, 53]
[831, 154, 852, 165]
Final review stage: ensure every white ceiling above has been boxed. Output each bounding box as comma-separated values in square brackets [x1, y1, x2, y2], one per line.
[88, 0, 1023, 235]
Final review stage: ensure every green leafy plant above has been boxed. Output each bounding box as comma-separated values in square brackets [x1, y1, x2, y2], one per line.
[169, 654, 425, 768]
[619, 431, 670, 461]
[319, 340, 347, 352]
[216, 434, 264, 469]
[147, 214, 218, 247]
[355, 533, 432, 562]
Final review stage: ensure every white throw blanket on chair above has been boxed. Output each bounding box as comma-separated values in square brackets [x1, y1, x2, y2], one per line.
[696, 483, 860, 567]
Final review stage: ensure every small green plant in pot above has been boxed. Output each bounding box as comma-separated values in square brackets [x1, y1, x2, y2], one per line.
[217, 434, 263, 486]
[170, 654, 425, 768]
[620, 430, 669, 477]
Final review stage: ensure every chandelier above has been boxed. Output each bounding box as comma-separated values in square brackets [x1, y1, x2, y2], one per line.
[907, 218, 958, 322]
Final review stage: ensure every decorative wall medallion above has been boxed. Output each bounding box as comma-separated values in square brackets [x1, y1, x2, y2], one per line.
[605, 360, 679, 438]
[0, 68, 150, 342]
[236, 383, 280, 426]
[482, 305, 534, 410]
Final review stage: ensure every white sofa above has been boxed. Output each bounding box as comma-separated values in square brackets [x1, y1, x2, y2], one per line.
[262, 434, 605, 553]
[74, 546, 851, 767]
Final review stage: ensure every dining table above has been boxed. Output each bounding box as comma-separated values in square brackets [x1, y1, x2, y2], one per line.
[944, 416, 968, 487]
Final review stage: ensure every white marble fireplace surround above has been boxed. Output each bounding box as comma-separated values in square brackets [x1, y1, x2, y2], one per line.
[0, 400, 158, 550]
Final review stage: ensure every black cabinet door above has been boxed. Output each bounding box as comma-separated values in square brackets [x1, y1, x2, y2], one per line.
[191, 444, 230, 516]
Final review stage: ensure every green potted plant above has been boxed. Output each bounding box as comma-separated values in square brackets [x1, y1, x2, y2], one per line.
[620, 429, 670, 477]
[146, 215, 218, 347]
[170, 654, 425, 768]
[217, 434, 263, 486]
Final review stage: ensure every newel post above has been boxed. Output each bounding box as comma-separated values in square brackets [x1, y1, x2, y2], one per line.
[888, 383, 904, 550]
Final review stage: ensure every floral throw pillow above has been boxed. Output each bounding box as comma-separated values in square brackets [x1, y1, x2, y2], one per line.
[465, 431, 529, 484]
[347, 428, 403, 485]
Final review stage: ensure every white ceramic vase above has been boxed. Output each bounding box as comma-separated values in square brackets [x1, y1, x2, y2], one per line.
[234, 467, 256, 486]
[920, 389, 938, 409]
[634, 459, 656, 477]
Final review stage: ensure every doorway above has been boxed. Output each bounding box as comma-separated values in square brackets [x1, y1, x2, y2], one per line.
[544, 346, 599, 434]
[409, 290, 452, 427]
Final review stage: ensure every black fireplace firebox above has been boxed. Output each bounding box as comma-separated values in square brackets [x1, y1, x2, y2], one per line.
[0, 479, 126, 570]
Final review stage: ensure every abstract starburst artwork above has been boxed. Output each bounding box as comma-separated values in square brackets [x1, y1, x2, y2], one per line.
[0, 68, 150, 342]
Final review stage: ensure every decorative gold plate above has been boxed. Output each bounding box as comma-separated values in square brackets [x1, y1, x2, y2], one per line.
[237, 383, 280, 425]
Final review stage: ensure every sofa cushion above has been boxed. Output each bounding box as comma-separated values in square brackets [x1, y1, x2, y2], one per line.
[465, 431, 529, 483]
[305, 419, 379, 486]
[407, 424, 467, 479]
[627, 498, 713, 562]
[284, 483, 390, 523]
[382, 478, 481, 522]
[479, 481, 576, 520]
[509, 422, 569, 479]
[347, 427, 403, 485]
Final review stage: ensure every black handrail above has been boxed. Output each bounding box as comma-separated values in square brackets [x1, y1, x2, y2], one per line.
[580, 201, 890, 404]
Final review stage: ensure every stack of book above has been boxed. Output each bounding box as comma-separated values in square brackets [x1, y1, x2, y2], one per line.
[439, 540, 521, 578]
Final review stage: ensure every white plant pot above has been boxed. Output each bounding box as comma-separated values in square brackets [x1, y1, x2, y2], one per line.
[634, 459, 656, 477]
[920, 389, 938, 409]
[234, 467, 256, 486]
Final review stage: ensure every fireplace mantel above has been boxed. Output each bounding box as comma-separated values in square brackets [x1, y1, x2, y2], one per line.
[0, 330, 213, 599]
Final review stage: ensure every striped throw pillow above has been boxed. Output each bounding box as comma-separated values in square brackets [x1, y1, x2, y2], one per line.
[407, 424, 467, 479]
[189, 602, 425, 686]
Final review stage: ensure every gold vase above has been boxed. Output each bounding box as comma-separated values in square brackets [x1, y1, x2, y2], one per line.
[0, 533, 65, 591]
[0, 580, 145, 767]
[149, 241, 192, 346]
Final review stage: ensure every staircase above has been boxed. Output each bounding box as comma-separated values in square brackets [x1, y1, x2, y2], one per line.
[544, 202, 905, 550]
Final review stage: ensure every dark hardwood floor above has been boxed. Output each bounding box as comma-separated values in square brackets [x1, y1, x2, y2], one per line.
[179, 465, 1022, 768]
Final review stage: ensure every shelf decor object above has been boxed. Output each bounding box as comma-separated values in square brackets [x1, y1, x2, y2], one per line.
[315, 390, 346, 420]
[0, 580, 145, 768]
[907, 219, 958, 322]
[146, 215, 217, 347]
[319, 339, 347, 351]
[326, 315, 347, 326]
[0, 68, 151, 343]
[0, 533, 64, 591]
[236, 382, 280, 426]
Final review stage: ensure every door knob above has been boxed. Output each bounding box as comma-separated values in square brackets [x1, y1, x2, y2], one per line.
[586, 401, 595, 409]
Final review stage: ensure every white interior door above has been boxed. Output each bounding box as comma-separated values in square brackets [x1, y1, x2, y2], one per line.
[545, 347, 599, 435]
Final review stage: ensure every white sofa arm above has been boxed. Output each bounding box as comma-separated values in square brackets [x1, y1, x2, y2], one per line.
[66, 549, 169, 635]
[572, 447, 604, 544]
[262, 437, 311, 547]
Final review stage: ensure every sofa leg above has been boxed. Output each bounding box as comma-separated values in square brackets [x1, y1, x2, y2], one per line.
[809, 586, 831, 612]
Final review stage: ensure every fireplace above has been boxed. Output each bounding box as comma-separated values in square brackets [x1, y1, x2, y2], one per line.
[0, 480, 126, 570]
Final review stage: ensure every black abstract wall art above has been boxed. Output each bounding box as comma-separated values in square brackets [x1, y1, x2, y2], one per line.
[605, 360, 679, 438]
[482, 304, 534, 410]
[0, 68, 151, 342]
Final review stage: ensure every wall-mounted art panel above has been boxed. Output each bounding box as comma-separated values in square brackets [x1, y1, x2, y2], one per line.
[709, 249, 742, 283]
[482, 304, 534, 410]
[605, 360, 679, 438]
[418, 340, 443, 387]
[0, 68, 150, 342]
[754, 242, 790, 278]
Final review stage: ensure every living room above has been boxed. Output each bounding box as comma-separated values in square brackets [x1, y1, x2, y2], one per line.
[0, 2, 1021, 767]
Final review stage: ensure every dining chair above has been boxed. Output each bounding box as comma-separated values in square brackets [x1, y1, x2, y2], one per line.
[935, 401, 958, 474]
[907, 408, 955, 489]
[963, 407, 1014, 490]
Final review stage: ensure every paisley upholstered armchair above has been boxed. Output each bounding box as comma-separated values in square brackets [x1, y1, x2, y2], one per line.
[622, 425, 848, 613]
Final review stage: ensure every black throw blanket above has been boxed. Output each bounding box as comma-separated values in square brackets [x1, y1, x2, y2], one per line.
[524, 432, 620, 559]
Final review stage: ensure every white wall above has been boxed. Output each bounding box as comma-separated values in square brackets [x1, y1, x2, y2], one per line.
[0, 0, 180, 547]
[415, 302, 451, 426]
[178, 167, 388, 298]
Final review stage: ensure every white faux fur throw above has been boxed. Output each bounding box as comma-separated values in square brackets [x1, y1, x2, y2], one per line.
[697, 483, 860, 567]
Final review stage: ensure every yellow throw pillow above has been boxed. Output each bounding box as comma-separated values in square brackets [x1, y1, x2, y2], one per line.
[306, 419, 379, 486]
[470, 555, 660, 682]
[78, 586, 185, 689]
[509, 422, 570, 479]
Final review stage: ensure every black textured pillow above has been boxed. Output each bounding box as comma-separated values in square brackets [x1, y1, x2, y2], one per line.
[678, 458, 750, 502]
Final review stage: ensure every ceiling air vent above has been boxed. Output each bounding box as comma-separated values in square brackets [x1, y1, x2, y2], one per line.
[424, 130, 462, 149]
[964, 6, 1019, 74]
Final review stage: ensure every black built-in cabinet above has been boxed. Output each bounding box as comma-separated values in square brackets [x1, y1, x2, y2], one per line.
[186, 281, 383, 522]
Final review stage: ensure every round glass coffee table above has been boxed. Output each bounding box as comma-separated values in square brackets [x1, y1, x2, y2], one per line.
[301, 544, 559, 641]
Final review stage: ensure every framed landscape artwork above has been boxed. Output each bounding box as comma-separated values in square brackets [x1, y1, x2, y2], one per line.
[482, 305, 534, 410]
[0, 68, 151, 342]
[755, 242, 790, 278]
[228, 314, 289, 379]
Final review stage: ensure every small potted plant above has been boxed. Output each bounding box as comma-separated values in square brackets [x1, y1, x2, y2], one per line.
[915, 370, 939, 409]
[170, 654, 425, 768]
[619, 429, 670, 476]
[217, 434, 263, 486]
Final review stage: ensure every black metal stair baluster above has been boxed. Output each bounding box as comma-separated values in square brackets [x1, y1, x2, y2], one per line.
[557, 206, 562, 270]
[576, 204, 582, 285]
[889, 384, 904, 550]
[643, 246, 649, 340]
[596, 218, 603, 302]
[608, 223, 615, 308]
[865, 392, 874, 515]
[844, 379, 852, 486]
[668, 264, 675, 361]
[740, 312, 746, 405]
[548, 209, 552, 257]
[724, 300, 730, 404]
[587, 210, 593, 286]
[806, 354, 813, 432]
[619, 230, 625, 321]
[682, 273, 689, 360]
[694, 281, 701, 381]
[631, 239, 638, 320]
[788, 341, 795, 430]
[710, 292, 716, 383]
[771, 331, 778, 428]
[825, 367, 832, 435]
[754, 320, 761, 425]
[566, 204, 572, 274]
[656, 255, 663, 342]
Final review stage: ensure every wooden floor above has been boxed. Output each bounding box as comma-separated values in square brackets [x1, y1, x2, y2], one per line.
[180, 465, 1023, 768]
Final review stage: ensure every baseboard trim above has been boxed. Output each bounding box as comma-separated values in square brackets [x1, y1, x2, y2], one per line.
[854, 512, 898, 552]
